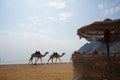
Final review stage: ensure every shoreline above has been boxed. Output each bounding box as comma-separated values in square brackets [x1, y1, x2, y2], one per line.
[0, 62, 71, 66]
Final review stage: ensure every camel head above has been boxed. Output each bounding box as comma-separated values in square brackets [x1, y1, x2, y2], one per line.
[45, 52, 49, 55]
[62, 53, 65, 56]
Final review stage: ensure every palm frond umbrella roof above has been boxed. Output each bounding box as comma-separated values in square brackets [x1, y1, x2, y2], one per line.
[77, 18, 120, 43]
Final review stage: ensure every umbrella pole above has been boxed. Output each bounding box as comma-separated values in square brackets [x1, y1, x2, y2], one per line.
[106, 42, 111, 80]
[106, 43, 109, 58]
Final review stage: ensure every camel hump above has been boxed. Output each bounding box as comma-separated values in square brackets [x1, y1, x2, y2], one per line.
[53, 52, 58, 56]
[35, 51, 41, 54]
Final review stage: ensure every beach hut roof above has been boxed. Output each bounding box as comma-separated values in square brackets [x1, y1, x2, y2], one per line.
[77, 18, 120, 43]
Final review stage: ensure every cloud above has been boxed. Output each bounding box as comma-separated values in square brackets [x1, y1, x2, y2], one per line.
[47, 1, 73, 22]
[0, 29, 15, 36]
[49, 12, 72, 22]
[98, 3, 107, 10]
[28, 16, 41, 24]
[98, 2, 120, 16]
[103, 6, 120, 16]
[20, 16, 41, 27]
[48, 17, 57, 21]
[48, 0, 66, 9]
[57, 12, 72, 22]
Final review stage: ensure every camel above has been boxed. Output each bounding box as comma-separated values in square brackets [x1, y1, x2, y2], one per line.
[29, 51, 49, 64]
[47, 52, 65, 63]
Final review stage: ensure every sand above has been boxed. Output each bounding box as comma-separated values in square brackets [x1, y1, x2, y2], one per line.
[0, 63, 73, 80]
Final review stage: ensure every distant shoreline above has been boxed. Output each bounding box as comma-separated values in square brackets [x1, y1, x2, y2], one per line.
[0, 62, 71, 66]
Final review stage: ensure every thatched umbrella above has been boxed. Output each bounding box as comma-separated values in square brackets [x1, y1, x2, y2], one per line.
[77, 18, 120, 56]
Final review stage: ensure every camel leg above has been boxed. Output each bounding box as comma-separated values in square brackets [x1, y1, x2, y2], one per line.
[36, 58, 39, 63]
[31, 59, 33, 64]
[35, 57, 40, 64]
[29, 59, 31, 64]
[55, 58, 57, 63]
[51, 58, 54, 63]
[34, 58, 37, 64]
[40, 58, 43, 64]
[58, 58, 62, 63]
[29, 57, 33, 64]
[47, 58, 51, 63]
[30, 57, 33, 64]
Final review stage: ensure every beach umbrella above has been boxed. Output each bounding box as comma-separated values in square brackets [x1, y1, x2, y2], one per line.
[77, 18, 120, 57]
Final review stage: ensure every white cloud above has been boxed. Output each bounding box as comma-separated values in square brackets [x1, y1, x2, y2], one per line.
[103, 6, 120, 16]
[98, 3, 107, 10]
[48, 0, 66, 9]
[20, 16, 42, 27]
[98, 2, 120, 16]
[48, 17, 57, 21]
[57, 12, 72, 22]
[20, 23, 33, 27]
[49, 12, 72, 22]
[28, 16, 41, 25]
[0, 29, 15, 35]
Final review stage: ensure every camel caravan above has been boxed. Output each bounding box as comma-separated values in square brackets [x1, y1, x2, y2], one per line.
[29, 51, 65, 64]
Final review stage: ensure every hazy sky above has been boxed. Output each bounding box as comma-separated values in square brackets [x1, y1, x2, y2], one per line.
[0, 0, 120, 64]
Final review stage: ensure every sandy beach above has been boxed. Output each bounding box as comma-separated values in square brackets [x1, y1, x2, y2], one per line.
[0, 63, 73, 80]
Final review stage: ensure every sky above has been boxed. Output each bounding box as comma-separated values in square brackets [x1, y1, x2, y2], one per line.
[0, 0, 120, 64]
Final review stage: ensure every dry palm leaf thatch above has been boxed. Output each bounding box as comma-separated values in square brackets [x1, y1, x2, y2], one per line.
[77, 18, 120, 43]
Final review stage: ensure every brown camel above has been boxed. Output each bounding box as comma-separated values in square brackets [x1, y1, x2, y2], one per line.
[29, 51, 49, 64]
[47, 52, 65, 63]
